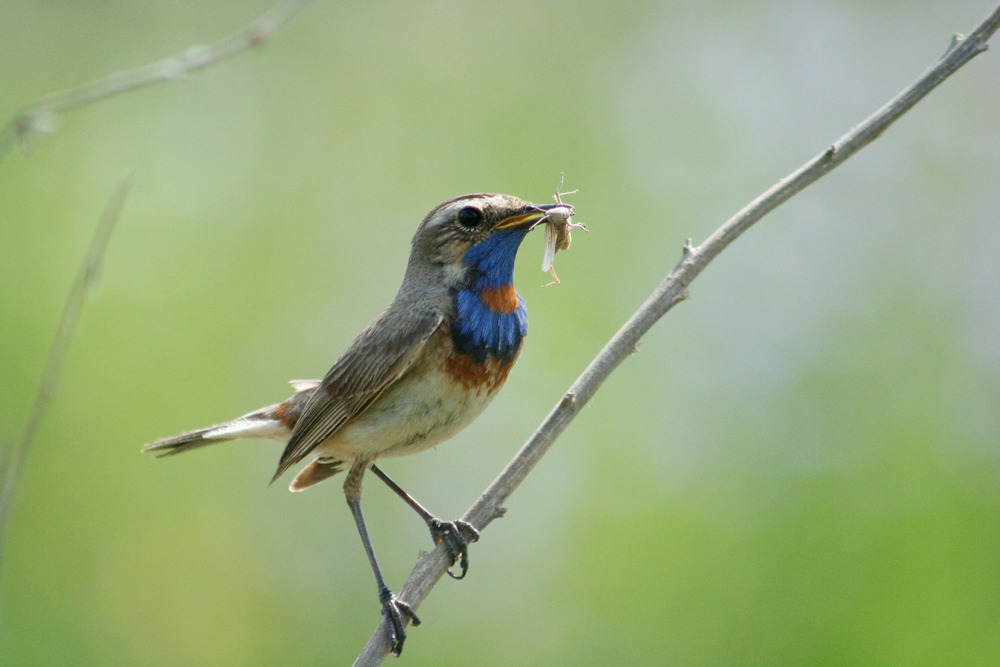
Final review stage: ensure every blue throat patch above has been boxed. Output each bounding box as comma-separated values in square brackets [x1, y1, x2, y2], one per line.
[452, 229, 529, 363]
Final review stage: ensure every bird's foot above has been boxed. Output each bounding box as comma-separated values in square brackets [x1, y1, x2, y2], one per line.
[428, 518, 480, 580]
[379, 587, 420, 656]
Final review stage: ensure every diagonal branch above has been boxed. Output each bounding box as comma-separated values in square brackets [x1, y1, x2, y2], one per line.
[355, 3, 1000, 664]
[0, 0, 309, 161]
[0, 173, 134, 572]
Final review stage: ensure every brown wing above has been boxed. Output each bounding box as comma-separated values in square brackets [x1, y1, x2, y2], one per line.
[271, 304, 444, 482]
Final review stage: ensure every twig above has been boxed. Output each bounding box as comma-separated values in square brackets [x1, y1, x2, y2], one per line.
[0, 0, 309, 161]
[355, 4, 1000, 664]
[0, 173, 134, 572]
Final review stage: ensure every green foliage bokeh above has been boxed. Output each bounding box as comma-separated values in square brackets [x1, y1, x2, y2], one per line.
[3, 1, 999, 664]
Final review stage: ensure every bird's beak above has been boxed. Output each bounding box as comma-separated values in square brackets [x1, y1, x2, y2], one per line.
[495, 203, 575, 230]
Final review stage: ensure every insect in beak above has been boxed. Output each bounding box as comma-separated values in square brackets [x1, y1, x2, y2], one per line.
[536, 177, 587, 286]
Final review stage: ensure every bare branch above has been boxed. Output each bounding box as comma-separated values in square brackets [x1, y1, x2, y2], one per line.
[0, 173, 134, 572]
[355, 4, 1000, 663]
[0, 0, 309, 161]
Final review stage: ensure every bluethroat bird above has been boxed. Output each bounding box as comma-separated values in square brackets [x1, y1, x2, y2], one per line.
[143, 193, 572, 655]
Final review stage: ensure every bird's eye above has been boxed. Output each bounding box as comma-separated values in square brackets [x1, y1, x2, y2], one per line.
[457, 206, 483, 228]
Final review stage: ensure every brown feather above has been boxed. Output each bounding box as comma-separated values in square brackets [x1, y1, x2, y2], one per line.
[271, 305, 444, 482]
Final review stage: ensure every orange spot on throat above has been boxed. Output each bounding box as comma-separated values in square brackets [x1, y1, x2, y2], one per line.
[478, 284, 520, 313]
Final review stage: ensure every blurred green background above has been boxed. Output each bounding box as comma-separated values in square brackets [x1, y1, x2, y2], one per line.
[3, 1, 999, 664]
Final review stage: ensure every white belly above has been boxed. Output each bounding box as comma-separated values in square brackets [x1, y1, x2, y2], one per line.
[313, 364, 499, 463]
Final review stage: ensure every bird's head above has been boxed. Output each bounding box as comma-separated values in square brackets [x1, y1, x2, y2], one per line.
[403, 193, 571, 363]
[408, 193, 569, 291]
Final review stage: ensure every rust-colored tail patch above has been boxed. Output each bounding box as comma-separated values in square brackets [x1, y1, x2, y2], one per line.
[289, 458, 344, 491]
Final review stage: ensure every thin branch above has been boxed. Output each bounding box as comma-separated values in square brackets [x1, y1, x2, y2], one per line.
[0, 0, 309, 161]
[355, 4, 1000, 663]
[0, 173, 134, 572]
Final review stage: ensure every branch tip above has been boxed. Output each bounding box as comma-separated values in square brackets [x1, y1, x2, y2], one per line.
[946, 33, 966, 56]
[682, 238, 696, 258]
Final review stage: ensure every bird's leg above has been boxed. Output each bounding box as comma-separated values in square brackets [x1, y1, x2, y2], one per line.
[344, 461, 419, 656]
[370, 463, 479, 580]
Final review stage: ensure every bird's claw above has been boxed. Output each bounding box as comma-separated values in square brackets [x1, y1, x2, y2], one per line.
[428, 519, 480, 580]
[379, 588, 420, 656]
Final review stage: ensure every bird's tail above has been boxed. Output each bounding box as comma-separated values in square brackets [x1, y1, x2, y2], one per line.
[142, 380, 320, 457]
[142, 418, 263, 456]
